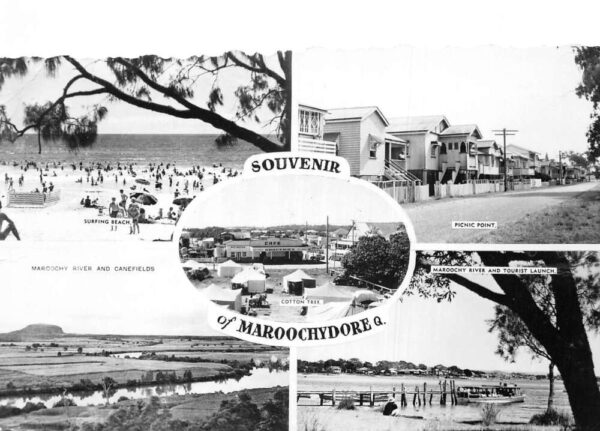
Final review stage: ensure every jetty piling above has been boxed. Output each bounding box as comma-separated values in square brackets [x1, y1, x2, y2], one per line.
[299, 379, 461, 408]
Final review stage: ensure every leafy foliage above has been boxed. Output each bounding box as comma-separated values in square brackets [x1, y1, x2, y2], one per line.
[341, 230, 410, 289]
[574, 47, 600, 161]
[0, 52, 291, 153]
[76, 390, 288, 431]
[488, 305, 551, 362]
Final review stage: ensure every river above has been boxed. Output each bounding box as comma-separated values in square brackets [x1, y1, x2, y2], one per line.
[0, 368, 288, 409]
[298, 373, 570, 424]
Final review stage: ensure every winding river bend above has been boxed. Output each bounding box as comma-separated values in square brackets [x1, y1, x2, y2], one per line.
[0, 368, 288, 409]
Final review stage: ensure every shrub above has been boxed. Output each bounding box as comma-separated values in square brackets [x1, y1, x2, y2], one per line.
[0, 405, 21, 418]
[52, 398, 76, 408]
[302, 414, 325, 431]
[336, 397, 355, 410]
[480, 403, 500, 426]
[117, 396, 129, 402]
[530, 409, 573, 426]
[21, 402, 46, 413]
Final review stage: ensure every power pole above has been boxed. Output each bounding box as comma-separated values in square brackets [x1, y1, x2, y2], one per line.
[492, 128, 518, 192]
[558, 151, 563, 185]
[325, 215, 329, 273]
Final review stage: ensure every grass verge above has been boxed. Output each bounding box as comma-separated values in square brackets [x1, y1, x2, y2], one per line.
[483, 184, 600, 243]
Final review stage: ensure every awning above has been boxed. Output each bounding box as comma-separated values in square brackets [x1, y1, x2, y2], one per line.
[323, 132, 341, 142]
[368, 134, 384, 148]
[384, 133, 407, 144]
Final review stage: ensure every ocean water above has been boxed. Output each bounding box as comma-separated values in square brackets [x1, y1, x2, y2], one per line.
[0, 134, 265, 168]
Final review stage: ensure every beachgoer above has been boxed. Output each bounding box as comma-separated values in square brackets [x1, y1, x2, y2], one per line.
[382, 396, 398, 416]
[119, 189, 127, 212]
[109, 197, 120, 219]
[127, 201, 141, 234]
[84, 196, 91, 208]
[0, 202, 21, 240]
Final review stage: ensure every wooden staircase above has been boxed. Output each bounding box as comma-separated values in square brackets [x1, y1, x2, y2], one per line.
[384, 160, 421, 183]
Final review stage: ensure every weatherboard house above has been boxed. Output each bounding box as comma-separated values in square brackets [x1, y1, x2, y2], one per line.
[475, 139, 504, 179]
[387, 115, 484, 190]
[322, 106, 390, 180]
[298, 104, 421, 182]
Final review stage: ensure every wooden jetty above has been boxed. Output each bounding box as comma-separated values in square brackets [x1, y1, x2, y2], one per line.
[297, 380, 459, 407]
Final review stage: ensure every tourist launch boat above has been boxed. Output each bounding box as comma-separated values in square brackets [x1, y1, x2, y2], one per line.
[456, 384, 525, 405]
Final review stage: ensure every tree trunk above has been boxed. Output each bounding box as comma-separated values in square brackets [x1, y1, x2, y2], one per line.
[553, 344, 600, 431]
[281, 50, 292, 151]
[37, 130, 42, 155]
[547, 362, 554, 412]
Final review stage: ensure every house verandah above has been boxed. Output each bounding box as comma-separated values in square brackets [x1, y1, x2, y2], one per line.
[296, 104, 549, 203]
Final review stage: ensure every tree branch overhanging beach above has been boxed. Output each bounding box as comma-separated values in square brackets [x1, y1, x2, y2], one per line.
[0, 52, 291, 154]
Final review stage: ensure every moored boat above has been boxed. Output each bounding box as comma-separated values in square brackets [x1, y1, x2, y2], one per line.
[456, 383, 525, 405]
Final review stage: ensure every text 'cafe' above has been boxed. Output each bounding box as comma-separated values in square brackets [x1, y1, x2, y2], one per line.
[215, 238, 310, 263]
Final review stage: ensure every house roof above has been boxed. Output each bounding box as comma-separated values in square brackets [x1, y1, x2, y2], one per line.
[332, 228, 349, 236]
[506, 151, 529, 160]
[386, 115, 449, 133]
[326, 106, 389, 126]
[299, 103, 328, 114]
[440, 124, 482, 138]
[476, 139, 497, 149]
[350, 222, 403, 240]
[506, 144, 540, 156]
[385, 133, 407, 144]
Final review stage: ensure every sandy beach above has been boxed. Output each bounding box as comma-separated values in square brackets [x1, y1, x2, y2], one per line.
[0, 160, 241, 241]
[297, 405, 563, 431]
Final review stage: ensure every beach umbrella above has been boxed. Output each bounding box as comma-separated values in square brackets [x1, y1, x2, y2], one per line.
[135, 178, 151, 185]
[173, 197, 193, 206]
[130, 192, 158, 205]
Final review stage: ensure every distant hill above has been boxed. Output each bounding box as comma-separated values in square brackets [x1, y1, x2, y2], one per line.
[0, 324, 65, 341]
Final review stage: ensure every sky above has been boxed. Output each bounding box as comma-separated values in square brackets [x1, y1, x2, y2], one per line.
[0, 54, 284, 135]
[178, 174, 411, 228]
[296, 46, 592, 160]
[298, 273, 600, 375]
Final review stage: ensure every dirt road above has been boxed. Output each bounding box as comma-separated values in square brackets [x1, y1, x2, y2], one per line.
[405, 181, 598, 243]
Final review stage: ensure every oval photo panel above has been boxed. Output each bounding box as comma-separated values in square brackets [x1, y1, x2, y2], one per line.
[175, 173, 415, 325]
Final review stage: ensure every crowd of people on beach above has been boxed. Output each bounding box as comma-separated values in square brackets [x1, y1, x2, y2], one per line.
[4, 167, 55, 202]
[1, 159, 241, 237]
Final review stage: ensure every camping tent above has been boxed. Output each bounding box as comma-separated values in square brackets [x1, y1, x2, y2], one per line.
[231, 268, 267, 293]
[282, 269, 316, 296]
[306, 281, 353, 302]
[203, 283, 242, 312]
[305, 300, 365, 322]
[218, 259, 243, 277]
[182, 259, 207, 270]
